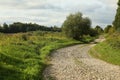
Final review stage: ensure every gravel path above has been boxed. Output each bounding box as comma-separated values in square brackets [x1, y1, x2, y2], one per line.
[43, 39, 120, 80]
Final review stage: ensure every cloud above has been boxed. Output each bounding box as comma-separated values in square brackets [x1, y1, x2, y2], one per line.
[0, 0, 118, 28]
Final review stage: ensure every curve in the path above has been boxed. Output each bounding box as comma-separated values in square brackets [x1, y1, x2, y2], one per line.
[43, 43, 120, 80]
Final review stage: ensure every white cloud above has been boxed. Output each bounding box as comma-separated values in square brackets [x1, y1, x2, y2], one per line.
[0, 0, 118, 28]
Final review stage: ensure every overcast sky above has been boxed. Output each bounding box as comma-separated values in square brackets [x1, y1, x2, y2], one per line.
[0, 0, 118, 28]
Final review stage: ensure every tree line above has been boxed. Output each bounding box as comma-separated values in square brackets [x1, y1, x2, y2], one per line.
[0, 12, 106, 41]
[0, 22, 61, 33]
[0, 12, 104, 40]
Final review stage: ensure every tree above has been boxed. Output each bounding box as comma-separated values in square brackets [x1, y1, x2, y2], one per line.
[104, 25, 112, 33]
[113, 0, 120, 31]
[3, 23, 9, 33]
[95, 25, 103, 34]
[89, 28, 98, 37]
[0, 25, 3, 32]
[62, 12, 91, 40]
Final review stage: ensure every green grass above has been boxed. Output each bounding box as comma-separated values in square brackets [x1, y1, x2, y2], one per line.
[0, 31, 83, 80]
[90, 33, 120, 66]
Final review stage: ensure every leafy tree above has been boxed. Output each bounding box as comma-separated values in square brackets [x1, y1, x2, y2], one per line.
[95, 25, 103, 34]
[104, 25, 112, 33]
[113, 0, 120, 31]
[89, 28, 98, 37]
[0, 25, 3, 32]
[62, 12, 91, 40]
[3, 23, 9, 33]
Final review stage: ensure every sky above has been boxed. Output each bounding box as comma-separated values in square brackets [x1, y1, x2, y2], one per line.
[0, 0, 118, 28]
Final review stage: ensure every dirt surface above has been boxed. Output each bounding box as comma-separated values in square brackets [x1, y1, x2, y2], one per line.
[43, 38, 120, 80]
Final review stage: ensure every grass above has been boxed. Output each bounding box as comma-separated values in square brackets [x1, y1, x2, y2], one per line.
[1, 31, 95, 80]
[90, 33, 120, 66]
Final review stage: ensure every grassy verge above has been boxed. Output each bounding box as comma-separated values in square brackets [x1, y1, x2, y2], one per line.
[90, 33, 120, 66]
[0, 32, 83, 80]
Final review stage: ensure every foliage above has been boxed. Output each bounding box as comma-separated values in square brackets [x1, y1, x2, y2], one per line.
[104, 25, 112, 33]
[0, 22, 61, 33]
[0, 31, 82, 80]
[62, 12, 91, 40]
[95, 25, 104, 34]
[113, 0, 120, 31]
[108, 27, 115, 34]
[89, 28, 98, 37]
[106, 32, 120, 49]
[90, 32, 120, 66]
[82, 35, 97, 43]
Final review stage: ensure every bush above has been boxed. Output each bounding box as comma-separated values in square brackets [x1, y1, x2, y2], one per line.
[106, 32, 120, 49]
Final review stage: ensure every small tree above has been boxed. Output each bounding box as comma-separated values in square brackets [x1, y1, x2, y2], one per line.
[62, 12, 91, 40]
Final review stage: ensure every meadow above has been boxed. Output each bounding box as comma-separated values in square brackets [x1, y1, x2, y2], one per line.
[0, 31, 95, 80]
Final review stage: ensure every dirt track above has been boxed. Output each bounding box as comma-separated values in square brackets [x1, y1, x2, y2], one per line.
[43, 38, 120, 80]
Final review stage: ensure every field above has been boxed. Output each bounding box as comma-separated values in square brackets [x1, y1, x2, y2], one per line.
[0, 31, 92, 80]
[90, 33, 120, 66]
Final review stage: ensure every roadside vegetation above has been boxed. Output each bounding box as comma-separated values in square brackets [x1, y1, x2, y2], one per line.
[90, 0, 120, 66]
[90, 32, 120, 66]
[0, 31, 83, 80]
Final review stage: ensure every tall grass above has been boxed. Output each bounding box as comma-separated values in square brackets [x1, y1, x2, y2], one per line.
[0, 31, 81, 80]
[90, 33, 120, 66]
